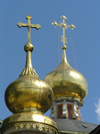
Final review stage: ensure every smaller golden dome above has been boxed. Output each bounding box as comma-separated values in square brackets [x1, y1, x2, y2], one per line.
[44, 15, 88, 102]
[44, 50, 88, 101]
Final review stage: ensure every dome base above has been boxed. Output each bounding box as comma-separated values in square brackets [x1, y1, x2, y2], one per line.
[1, 112, 57, 134]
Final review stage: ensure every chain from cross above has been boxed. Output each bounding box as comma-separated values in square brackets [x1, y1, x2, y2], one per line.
[17, 15, 41, 43]
[52, 15, 75, 49]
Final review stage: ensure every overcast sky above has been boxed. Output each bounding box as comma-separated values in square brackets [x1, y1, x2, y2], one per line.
[0, 0, 100, 125]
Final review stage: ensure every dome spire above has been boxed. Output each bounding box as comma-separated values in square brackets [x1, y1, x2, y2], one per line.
[52, 15, 75, 62]
[17, 15, 41, 76]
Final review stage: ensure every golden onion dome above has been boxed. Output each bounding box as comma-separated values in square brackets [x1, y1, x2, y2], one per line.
[44, 49, 88, 101]
[44, 15, 88, 102]
[5, 73, 53, 114]
[5, 15, 53, 114]
[2, 15, 57, 134]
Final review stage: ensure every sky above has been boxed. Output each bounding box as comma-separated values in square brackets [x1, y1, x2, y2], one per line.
[0, 0, 100, 125]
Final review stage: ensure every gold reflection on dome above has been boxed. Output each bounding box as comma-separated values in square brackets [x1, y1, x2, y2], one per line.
[33, 114, 44, 122]
[70, 71, 81, 79]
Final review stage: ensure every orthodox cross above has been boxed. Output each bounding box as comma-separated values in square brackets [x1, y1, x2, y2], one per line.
[17, 15, 41, 76]
[17, 15, 41, 43]
[52, 15, 75, 49]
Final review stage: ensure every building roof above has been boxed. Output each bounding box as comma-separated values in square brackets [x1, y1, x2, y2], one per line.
[89, 125, 100, 134]
[53, 118, 97, 134]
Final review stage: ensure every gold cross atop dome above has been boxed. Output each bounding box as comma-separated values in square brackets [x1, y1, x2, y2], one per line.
[17, 15, 41, 44]
[17, 15, 41, 76]
[52, 14, 75, 49]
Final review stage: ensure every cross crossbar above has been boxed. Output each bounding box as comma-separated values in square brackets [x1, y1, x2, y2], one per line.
[17, 15, 41, 43]
[52, 15, 75, 49]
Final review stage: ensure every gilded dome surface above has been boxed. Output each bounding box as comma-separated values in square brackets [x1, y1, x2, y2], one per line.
[44, 50, 88, 101]
[5, 74, 53, 114]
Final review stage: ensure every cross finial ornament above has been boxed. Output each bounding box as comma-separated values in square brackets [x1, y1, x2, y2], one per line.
[52, 15, 75, 49]
[17, 15, 41, 44]
[17, 15, 41, 76]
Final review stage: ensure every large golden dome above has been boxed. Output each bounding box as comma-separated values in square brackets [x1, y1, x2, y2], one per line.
[5, 74, 53, 114]
[5, 16, 53, 114]
[44, 49, 88, 101]
[2, 15, 57, 134]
